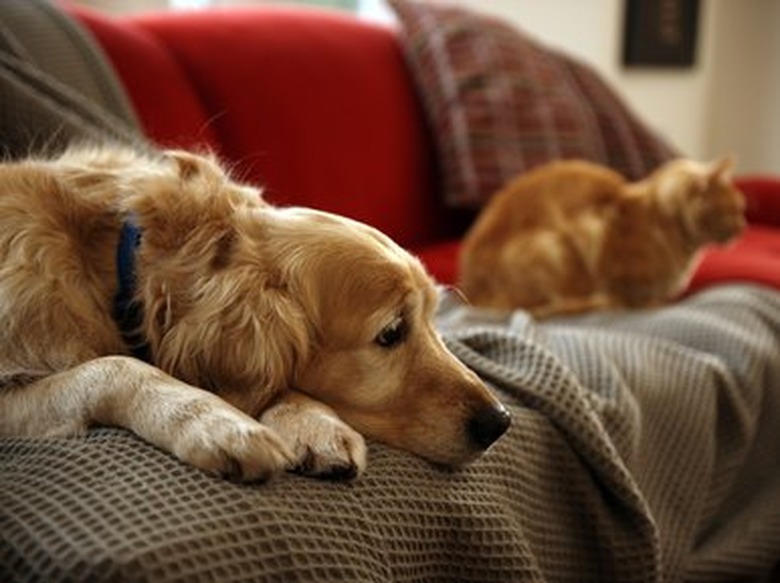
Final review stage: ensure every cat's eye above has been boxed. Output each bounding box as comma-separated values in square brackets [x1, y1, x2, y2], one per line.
[375, 317, 407, 348]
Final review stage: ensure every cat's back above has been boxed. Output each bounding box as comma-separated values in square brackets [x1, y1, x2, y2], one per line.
[468, 160, 626, 241]
[499, 159, 625, 213]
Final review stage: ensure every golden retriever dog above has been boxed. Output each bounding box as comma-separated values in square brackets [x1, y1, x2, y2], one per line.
[0, 146, 510, 481]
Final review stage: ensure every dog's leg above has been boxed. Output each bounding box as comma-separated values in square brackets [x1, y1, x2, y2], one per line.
[260, 390, 367, 480]
[0, 356, 293, 481]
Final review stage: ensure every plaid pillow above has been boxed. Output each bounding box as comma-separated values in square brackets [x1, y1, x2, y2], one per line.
[389, 0, 678, 208]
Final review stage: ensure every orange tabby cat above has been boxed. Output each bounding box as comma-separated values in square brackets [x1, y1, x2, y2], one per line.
[458, 157, 746, 318]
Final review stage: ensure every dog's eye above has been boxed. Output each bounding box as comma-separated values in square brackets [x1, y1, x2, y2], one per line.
[375, 317, 407, 348]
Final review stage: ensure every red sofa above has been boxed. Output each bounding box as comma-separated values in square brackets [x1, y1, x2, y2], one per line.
[66, 2, 780, 293]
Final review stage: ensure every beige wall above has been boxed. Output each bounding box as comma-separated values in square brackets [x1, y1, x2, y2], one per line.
[706, 0, 780, 173]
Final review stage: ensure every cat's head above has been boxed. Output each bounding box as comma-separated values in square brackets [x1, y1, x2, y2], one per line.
[652, 157, 746, 244]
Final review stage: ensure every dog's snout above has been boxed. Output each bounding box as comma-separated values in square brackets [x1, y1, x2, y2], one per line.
[468, 405, 511, 450]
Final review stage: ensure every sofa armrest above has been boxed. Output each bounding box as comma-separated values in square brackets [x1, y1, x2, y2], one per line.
[737, 176, 780, 227]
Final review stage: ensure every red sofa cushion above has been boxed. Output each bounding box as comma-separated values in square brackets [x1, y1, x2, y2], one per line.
[740, 176, 780, 227]
[691, 226, 780, 294]
[70, 5, 220, 150]
[69, 4, 470, 249]
[413, 240, 461, 285]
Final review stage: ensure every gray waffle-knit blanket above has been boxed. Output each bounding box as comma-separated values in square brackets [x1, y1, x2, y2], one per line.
[2, 284, 780, 582]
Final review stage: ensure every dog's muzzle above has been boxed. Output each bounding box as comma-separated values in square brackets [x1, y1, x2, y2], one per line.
[468, 404, 511, 450]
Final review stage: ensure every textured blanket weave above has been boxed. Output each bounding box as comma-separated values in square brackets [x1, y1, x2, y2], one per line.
[2, 284, 780, 582]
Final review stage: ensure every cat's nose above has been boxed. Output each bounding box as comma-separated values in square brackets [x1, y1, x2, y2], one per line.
[468, 404, 511, 449]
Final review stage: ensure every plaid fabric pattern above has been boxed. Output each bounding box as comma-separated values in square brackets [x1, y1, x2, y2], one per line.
[389, 0, 678, 209]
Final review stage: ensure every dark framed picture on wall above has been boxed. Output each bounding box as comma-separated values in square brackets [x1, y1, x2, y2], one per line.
[623, 0, 700, 68]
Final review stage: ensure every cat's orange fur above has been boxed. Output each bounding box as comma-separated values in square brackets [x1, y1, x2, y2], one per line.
[459, 158, 746, 318]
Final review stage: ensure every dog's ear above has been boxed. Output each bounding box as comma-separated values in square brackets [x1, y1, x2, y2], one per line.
[168, 150, 204, 181]
[126, 150, 260, 267]
[148, 274, 311, 414]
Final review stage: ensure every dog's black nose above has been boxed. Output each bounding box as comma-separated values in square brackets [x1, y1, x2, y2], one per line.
[468, 405, 511, 450]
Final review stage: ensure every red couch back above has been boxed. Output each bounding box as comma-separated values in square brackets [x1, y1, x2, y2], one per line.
[74, 4, 780, 293]
[69, 4, 468, 249]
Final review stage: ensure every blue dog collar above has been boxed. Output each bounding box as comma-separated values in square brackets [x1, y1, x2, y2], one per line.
[114, 217, 152, 362]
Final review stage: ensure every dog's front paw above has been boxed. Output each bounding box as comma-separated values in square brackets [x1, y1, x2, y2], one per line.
[169, 404, 293, 482]
[261, 394, 367, 480]
[290, 416, 367, 480]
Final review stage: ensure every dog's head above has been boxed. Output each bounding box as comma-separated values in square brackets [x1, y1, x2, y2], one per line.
[254, 208, 511, 467]
[132, 151, 510, 468]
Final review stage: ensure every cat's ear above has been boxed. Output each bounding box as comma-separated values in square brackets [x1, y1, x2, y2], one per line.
[708, 156, 735, 186]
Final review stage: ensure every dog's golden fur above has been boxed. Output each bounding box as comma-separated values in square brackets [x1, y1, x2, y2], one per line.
[0, 146, 509, 481]
[459, 158, 746, 318]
